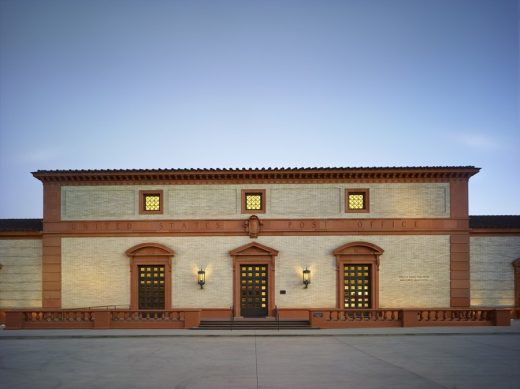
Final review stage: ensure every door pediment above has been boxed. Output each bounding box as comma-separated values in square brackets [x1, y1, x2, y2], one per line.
[333, 241, 384, 256]
[126, 243, 175, 257]
[229, 242, 279, 257]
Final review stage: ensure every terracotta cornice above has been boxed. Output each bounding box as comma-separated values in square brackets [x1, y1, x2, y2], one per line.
[0, 231, 43, 239]
[32, 166, 480, 184]
[470, 228, 520, 236]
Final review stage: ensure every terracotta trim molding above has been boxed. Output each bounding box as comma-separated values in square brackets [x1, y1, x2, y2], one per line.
[450, 180, 469, 219]
[139, 190, 164, 215]
[230, 242, 278, 318]
[450, 234, 470, 307]
[345, 189, 370, 213]
[43, 217, 470, 236]
[241, 189, 266, 214]
[126, 243, 175, 310]
[334, 242, 384, 309]
[43, 183, 61, 222]
[0, 232, 43, 239]
[469, 228, 520, 236]
[42, 236, 61, 308]
[513, 259, 520, 313]
[32, 167, 480, 184]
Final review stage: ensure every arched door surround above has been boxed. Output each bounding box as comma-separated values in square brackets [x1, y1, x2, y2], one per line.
[334, 242, 384, 309]
[126, 243, 175, 310]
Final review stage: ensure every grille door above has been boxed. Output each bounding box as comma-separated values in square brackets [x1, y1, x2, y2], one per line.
[240, 264, 268, 317]
[344, 264, 372, 308]
[138, 265, 165, 309]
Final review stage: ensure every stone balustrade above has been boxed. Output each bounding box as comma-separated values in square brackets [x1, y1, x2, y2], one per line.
[309, 308, 511, 328]
[4, 308, 510, 329]
[5, 309, 201, 330]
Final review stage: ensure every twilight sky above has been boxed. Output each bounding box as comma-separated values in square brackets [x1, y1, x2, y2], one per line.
[0, 0, 518, 218]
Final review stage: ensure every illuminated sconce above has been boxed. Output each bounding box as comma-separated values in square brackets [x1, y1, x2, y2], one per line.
[197, 267, 206, 289]
[302, 267, 311, 288]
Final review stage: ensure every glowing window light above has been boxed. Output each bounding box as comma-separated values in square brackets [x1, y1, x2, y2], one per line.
[348, 194, 365, 210]
[246, 194, 262, 210]
[144, 195, 160, 211]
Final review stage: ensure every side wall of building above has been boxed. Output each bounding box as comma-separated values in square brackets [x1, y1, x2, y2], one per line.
[0, 239, 42, 308]
[61, 235, 450, 309]
[470, 236, 520, 307]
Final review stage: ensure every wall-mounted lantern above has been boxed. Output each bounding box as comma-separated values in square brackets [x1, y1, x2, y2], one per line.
[197, 267, 206, 289]
[303, 267, 311, 288]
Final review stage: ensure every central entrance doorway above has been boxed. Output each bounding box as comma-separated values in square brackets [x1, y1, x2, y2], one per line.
[230, 242, 278, 318]
[240, 264, 268, 317]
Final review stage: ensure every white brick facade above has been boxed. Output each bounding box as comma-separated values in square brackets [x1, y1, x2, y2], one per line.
[61, 182, 450, 220]
[0, 240, 42, 308]
[470, 236, 520, 307]
[61, 235, 450, 309]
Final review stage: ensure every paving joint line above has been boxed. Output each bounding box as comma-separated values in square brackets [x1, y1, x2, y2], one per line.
[254, 334, 259, 389]
[1, 332, 519, 340]
[333, 335, 451, 389]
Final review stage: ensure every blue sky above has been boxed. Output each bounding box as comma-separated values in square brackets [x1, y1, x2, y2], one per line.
[0, 0, 518, 218]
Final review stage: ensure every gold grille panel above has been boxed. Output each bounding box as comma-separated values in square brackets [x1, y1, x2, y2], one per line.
[240, 265, 268, 317]
[144, 195, 161, 211]
[245, 194, 262, 210]
[348, 193, 365, 210]
[344, 264, 372, 308]
[138, 265, 165, 309]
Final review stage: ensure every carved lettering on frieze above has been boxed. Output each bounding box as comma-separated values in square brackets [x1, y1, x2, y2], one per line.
[53, 217, 461, 235]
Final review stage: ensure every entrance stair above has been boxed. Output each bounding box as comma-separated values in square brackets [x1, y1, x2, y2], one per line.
[196, 319, 312, 330]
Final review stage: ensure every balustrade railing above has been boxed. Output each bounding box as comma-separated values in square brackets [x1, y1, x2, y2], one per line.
[111, 310, 182, 322]
[25, 310, 94, 322]
[5, 309, 201, 330]
[309, 308, 510, 328]
[416, 309, 492, 322]
[4, 307, 510, 330]
[328, 309, 400, 322]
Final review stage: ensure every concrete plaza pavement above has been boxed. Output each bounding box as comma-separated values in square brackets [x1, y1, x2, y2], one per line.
[1, 323, 519, 389]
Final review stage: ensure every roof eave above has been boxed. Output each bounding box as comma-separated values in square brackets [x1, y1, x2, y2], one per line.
[31, 166, 481, 184]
